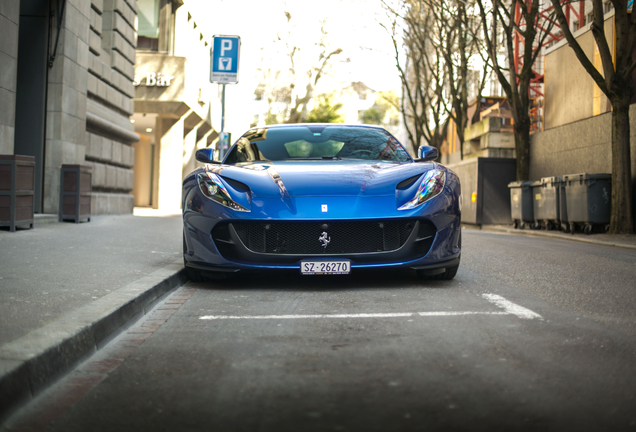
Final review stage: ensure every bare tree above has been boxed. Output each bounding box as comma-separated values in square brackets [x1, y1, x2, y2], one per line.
[257, 11, 343, 124]
[383, 1, 448, 154]
[427, 0, 489, 159]
[384, 0, 488, 156]
[549, 0, 634, 234]
[475, 0, 555, 181]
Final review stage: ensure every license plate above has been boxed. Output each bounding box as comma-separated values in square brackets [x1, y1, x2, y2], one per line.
[300, 260, 351, 275]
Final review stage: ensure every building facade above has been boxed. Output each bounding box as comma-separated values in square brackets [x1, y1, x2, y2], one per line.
[1, 0, 138, 216]
[131, 0, 216, 212]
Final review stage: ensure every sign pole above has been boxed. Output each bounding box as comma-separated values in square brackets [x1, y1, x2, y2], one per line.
[210, 35, 241, 161]
[221, 84, 226, 132]
[220, 84, 227, 159]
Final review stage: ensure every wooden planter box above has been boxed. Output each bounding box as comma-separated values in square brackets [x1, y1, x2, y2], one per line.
[0, 155, 35, 232]
[59, 164, 92, 223]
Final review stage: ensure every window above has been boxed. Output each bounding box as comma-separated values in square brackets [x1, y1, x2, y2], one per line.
[137, 37, 159, 51]
[138, 0, 160, 39]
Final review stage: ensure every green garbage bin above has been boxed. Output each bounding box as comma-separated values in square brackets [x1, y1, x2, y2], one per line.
[508, 181, 534, 229]
[563, 173, 611, 234]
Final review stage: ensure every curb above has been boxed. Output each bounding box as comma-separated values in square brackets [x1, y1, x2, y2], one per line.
[475, 225, 636, 250]
[0, 260, 188, 424]
[33, 214, 59, 226]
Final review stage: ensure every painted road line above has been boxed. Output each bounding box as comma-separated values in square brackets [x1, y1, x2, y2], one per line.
[199, 294, 542, 321]
[200, 311, 509, 321]
[418, 311, 508, 317]
[482, 293, 543, 320]
[200, 313, 416, 320]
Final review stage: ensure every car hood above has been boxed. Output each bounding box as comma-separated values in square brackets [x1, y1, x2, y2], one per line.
[207, 160, 439, 198]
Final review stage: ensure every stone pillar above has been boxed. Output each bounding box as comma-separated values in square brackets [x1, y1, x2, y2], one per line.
[182, 122, 200, 181]
[155, 116, 184, 212]
[0, 0, 20, 155]
[43, 0, 91, 214]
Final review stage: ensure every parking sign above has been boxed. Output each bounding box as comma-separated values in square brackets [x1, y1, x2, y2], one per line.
[210, 35, 241, 84]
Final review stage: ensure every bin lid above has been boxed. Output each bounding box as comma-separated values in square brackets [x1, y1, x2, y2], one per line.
[563, 173, 611, 186]
[540, 176, 562, 185]
[563, 173, 611, 181]
[508, 181, 533, 188]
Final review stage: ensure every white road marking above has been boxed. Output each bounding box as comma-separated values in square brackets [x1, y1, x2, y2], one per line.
[199, 311, 510, 320]
[201, 313, 415, 320]
[481, 293, 543, 320]
[418, 311, 507, 317]
[198, 294, 542, 321]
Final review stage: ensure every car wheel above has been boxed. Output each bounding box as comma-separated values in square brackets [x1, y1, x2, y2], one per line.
[417, 259, 460, 281]
[186, 267, 205, 282]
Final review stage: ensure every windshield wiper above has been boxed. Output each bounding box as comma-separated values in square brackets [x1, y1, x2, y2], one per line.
[286, 156, 342, 161]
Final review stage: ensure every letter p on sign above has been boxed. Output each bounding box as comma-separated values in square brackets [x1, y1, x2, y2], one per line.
[221, 40, 232, 56]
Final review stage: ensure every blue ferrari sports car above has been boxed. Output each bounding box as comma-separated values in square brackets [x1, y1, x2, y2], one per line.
[182, 124, 461, 281]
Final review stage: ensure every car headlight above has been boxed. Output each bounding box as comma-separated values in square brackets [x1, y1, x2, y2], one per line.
[398, 170, 446, 210]
[197, 172, 250, 212]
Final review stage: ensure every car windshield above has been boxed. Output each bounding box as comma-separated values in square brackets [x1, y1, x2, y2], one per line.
[224, 125, 412, 164]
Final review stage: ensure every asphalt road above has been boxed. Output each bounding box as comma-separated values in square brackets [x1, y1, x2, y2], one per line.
[6, 229, 636, 432]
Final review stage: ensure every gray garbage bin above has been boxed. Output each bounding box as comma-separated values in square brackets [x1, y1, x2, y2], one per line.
[563, 173, 611, 234]
[531, 176, 561, 230]
[558, 177, 569, 232]
[508, 181, 534, 229]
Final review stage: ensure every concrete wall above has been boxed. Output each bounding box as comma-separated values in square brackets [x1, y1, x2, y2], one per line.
[0, 0, 19, 155]
[544, 15, 613, 129]
[448, 158, 516, 225]
[530, 104, 636, 181]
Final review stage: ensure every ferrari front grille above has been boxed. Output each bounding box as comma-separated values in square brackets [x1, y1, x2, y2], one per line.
[212, 220, 436, 260]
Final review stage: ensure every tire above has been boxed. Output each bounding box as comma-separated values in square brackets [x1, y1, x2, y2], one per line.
[584, 224, 593, 235]
[417, 260, 460, 281]
[186, 267, 205, 282]
[440, 263, 459, 280]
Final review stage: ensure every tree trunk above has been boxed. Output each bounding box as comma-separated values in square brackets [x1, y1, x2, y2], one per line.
[513, 117, 530, 181]
[609, 101, 634, 234]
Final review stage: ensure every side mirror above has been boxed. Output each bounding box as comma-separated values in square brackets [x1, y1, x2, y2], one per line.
[417, 145, 438, 162]
[195, 148, 221, 164]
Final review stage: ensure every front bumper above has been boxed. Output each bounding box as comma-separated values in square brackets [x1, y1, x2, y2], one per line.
[183, 171, 461, 274]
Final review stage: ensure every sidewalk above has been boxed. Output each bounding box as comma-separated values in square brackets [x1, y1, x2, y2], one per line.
[0, 209, 187, 423]
[1, 213, 635, 423]
[479, 224, 636, 250]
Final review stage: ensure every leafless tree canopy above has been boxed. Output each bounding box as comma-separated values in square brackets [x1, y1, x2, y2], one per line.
[383, 0, 487, 156]
[256, 11, 343, 124]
